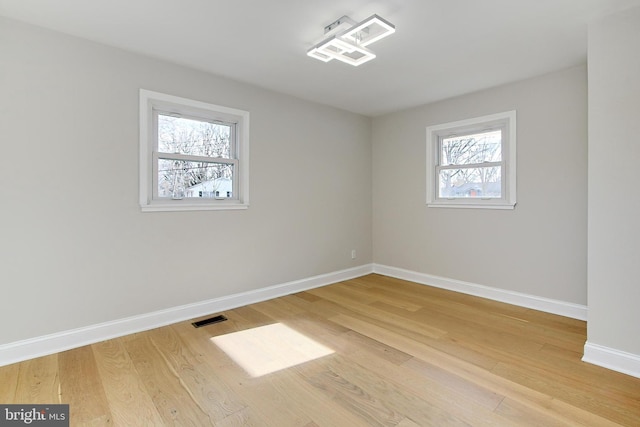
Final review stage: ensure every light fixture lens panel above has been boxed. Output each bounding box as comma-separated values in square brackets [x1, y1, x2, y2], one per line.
[319, 37, 357, 54]
[307, 48, 333, 62]
[343, 14, 396, 47]
[318, 40, 376, 66]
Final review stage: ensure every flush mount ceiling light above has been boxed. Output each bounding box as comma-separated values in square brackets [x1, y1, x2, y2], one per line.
[307, 14, 395, 66]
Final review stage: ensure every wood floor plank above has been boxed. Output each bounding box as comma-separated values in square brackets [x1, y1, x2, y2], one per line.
[302, 357, 407, 427]
[397, 355, 505, 411]
[219, 305, 275, 333]
[300, 296, 353, 320]
[491, 361, 640, 426]
[312, 352, 484, 427]
[0, 362, 19, 402]
[309, 285, 447, 340]
[275, 313, 354, 356]
[396, 418, 423, 427]
[250, 294, 307, 320]
[268, 364, 374, 427]
[58, 345, 112, 425]
[539, 342, 584, 362]
[287, 310, 352, 339]
[331, 314, 498, 369]
[209, 361, 315, 426]
[373, 300, 547, 357]
[308, 282, 380, 307]
[92, 338, 165, 426]
[146, 326, 248, 423]
[210, 407, 256, 427]
[330, 337, 513, 426]
[326, 278, 424, 312]
[493, 397, 578, 427]
[340, 330, 413, 365]
[294, 291, 322, 303]
[13, 354, 59, 404]
[124, 335, 214, 426]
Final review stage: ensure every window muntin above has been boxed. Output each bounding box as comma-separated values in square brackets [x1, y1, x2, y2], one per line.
[140, 90, 249, 212]
[426, 111, 516, 209]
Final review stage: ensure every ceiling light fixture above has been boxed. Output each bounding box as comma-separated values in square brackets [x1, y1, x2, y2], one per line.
[307, 14, 395, 66]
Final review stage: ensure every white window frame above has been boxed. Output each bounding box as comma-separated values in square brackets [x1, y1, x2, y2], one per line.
[426, 111, 516, 209]
[139, 89, 249, 212]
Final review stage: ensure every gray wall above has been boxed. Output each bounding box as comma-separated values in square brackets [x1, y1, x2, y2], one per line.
[372, 66, 588, 304]
[0, 18, 372, 345]
[587, 7, 640, 355]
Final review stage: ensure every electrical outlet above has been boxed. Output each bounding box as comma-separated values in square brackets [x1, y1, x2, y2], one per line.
[351, 249, 356, 259]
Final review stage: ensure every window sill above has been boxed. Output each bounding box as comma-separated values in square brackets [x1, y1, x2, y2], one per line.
[427, 201, 516, 210]
[140, 201, 249, 212]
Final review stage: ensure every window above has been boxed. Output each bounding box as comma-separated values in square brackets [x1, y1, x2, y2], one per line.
[426, 111, 516, 209]
[140, 90, 249, 212]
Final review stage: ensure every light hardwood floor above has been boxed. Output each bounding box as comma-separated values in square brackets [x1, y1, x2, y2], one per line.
[1, 274, 639, 426]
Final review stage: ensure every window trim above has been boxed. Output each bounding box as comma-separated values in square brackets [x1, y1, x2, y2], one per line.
[139, 89, 250, 212]
[426, 111, 516, 209]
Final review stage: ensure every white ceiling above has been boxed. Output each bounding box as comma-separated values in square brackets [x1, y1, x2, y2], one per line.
[1, 0, 639, 116]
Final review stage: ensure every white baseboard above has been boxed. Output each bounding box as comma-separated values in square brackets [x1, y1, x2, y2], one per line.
[583, 341, 640, 379]
[0, 264, 373, 367]
[372, 264, 588, 320]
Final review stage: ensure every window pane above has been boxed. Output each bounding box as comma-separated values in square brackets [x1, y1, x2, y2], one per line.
[158, 114, 231, 158]
[441, 130, 501, 166]
[439, 166, 501, 198]
[158, 159, 234, 199]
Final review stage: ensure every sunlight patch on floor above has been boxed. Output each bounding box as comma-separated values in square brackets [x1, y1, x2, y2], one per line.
[210, 323, 334, 377]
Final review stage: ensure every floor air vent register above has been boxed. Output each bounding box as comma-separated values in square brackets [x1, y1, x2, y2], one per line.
[192, 315, 228, 328]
